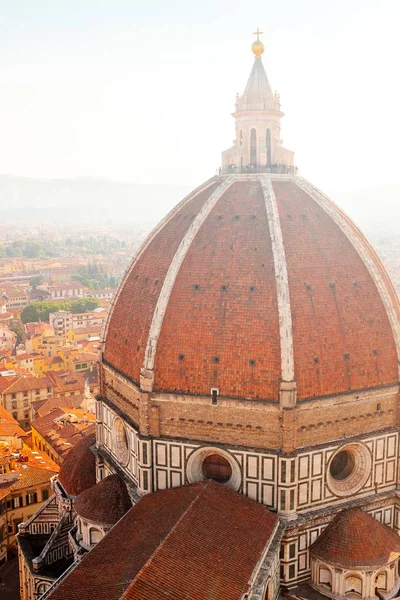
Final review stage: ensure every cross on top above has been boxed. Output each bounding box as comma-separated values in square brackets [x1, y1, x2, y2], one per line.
[253, 28, 263, 42]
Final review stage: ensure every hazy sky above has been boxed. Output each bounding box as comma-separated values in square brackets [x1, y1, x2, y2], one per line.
[1, 0, 400, 196]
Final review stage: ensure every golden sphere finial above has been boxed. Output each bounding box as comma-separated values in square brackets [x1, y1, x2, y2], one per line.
[252, 27, 264, 59]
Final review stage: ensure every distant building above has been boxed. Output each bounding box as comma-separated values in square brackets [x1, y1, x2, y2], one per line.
[46, 283, 90, 300]
[0, 405, 58, 566]
[0, 375, 53, 430]
[31, 410, 95, 465]
[49, 309, 105, 337]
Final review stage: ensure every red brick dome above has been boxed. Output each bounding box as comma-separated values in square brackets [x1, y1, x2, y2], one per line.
[311, 507, 400, 568]
[74, 474, 131, 525]
[58, 431, 96, 497]
[103, 176, 399, 401]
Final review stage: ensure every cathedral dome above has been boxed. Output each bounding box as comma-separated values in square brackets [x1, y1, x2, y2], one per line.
[74, 474, 131, 526]
[103, 176, 399, 403]
[58, 431, 96, 497]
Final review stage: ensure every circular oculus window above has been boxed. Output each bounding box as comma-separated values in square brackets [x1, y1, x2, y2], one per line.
[186, 447, 241, 491]
[113, 417, 130, 467]
[326, 443, 371, 497]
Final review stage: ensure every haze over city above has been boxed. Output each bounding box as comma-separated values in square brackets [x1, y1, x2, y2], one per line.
[1, 0, 400, 226]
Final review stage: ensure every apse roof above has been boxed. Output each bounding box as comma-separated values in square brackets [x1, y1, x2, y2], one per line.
[311, 507, 400, 568]
[46, 480, 278, 600]
[74, 474, 131, 525]
[58, 431, 96, 497]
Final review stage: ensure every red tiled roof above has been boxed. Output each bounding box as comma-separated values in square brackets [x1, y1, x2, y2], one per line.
[273, 181, 398, 398]
[0, 405, 27, 438]
[103, 177, 399, 401]
[310, 508, 400, 568]
[0, 375, 53, 395]
[34, 394, 83, 417]
[74, 474, 131, 525]
[58, 431, 96, 496]
[47, 480, 278, 600]
[13, 353, 34, 361]
[72, 326, 102, 334]
[104, 180, 221, 390]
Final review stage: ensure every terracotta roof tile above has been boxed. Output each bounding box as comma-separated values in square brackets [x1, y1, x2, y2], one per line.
[58, 431, 96, 496]
[47, 480, 278, 600]
[311, 507, 400, 568]
[0, 404, 27, 438]
[74, 474, 131, 525]
[104, 177, 399, 401]
[274, 181, 398, 398]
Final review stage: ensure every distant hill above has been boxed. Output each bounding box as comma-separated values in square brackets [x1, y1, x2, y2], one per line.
[0, 175, 192, 224]
[0, 175, 398, 235]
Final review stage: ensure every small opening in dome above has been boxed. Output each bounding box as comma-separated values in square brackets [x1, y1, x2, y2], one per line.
[249, 286, 255, 292]
[249, 359, 256, 367]
[287, 214, 292, 220]
[329, 282, 336, 289]
[212, 356, 220, 364]
[373, 349, 379, 356]
[202, 454, 232, 483]
[330, 450, 355, 481]
[217, 215, 222, 220]
[234, 215, 240, 221]
[221, 285, 228, 292]
[178, 354, 185, 362]
[353, 280, 359, 288]
[306, 284, 312, 292]
[344, 353, 350, 361]
[314, 357, 319, 364]
[193, 284, 200, 291]
[301, 214, 308, 220]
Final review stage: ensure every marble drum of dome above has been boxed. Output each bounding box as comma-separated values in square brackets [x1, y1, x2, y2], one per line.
[326, 443, 371, 497]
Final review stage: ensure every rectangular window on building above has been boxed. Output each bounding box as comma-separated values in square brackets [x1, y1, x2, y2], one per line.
[280, 489, 286, 511]
[290, 489, 295, 511]
[13, 496, 22, 508]
[143, 471, 149, 491]
[289, 543, 296, 559]
[281, 461, 286, 483]
[289, 564, 296, 579]
[42, 490, 49, 501]
[290, 460, 296, 483]
[26, 493, 38, 505]
[142, 443, 148, 465]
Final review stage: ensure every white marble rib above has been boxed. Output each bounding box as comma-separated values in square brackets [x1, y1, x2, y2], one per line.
[260, 175, 295, 383]
[101, 176, 219, 349]
[142, 175, 235, 376]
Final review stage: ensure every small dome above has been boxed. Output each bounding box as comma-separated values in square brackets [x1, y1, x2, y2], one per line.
[58, 431, 96, 497]
[311, 508, 400, 568]
[74, 474, 131, 526]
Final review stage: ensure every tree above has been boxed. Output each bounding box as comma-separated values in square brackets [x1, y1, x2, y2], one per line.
[29, 275, 44, 288]
[20, 298, 101, 324]
[10, 321, 25, 344]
